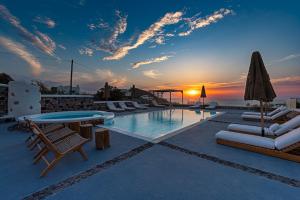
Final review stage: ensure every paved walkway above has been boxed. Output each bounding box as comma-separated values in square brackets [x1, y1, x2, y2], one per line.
[0, 109, 299, 200]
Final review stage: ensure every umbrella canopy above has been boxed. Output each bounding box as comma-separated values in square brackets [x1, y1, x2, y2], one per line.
[244, 51, 276, 136]
[103, 82, 110, 100]
[200, 85, 207, 98]
[200, 85, 207, 109]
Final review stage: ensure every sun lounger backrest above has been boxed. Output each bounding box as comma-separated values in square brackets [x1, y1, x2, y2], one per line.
[275, 115, 300, 135]
[119, 102, 126, 107]
[30, 122, 59, 153]
[107, 102, 117, 109]
[271, 108, 290, 120]
[275, 127, 300, 150]
[132, 101, 142, 108]
[268, 106, 284, 116]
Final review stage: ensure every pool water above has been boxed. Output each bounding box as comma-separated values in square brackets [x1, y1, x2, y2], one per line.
[102, 109, 220, 143]
[40, 114, 101, 119]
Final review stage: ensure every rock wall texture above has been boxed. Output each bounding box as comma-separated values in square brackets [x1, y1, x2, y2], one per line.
[41, 95, 95, 113]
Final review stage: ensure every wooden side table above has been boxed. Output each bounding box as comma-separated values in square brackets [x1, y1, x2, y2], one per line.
[95, 128, 110, 150]
[80, 124, 93, 140]
[68, 122, 81, 132]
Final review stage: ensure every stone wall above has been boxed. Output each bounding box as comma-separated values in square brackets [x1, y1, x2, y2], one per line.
[0, 84, 8, 115]
[41, 95, 95, 113]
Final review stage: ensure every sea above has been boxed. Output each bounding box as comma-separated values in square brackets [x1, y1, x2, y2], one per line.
[171, 97, 288, 107]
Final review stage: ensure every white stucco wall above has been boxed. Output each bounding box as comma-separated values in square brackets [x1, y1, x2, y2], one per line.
[8, 81, 41, 118]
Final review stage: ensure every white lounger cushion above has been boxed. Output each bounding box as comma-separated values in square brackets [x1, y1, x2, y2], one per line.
[275, 127, 300, 150]
[269, 123, 281, 132]
[242, 114, 272, 120]
[271, 108, 290, 120]
[228, 124, 274, 135]
[216, 130, 275, 149]
[242, 108, 289, 121]
[242, 106, 285, 116]
[274, 115, 300, 135]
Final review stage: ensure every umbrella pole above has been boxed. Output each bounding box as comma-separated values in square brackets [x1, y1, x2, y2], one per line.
[260, 100, 265, 136]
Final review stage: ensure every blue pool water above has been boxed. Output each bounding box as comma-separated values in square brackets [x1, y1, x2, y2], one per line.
[103, 109, 220, 142]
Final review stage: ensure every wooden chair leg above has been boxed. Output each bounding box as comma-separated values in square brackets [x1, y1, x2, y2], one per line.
[28, 138, 40, 150]
[40, 157, 61, 177]
[27, 136, 38, 147]
[25, 134, 34, 143]
[77, 147, 88, 160]
[33, 149, 48, 164]
[33, 147, 47, 159]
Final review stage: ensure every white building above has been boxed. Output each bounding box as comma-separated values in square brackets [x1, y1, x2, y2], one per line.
[57, 85, 80, 94]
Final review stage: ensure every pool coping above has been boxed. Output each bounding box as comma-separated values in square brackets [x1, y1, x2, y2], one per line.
[99, 109, 225, 143]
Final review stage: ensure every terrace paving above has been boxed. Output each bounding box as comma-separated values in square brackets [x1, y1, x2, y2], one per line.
[0, 108, 299, 199]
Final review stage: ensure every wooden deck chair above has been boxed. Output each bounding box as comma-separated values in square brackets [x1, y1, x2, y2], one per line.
[27, 123, 73, 150]
[30, 122, 89, 177]
[215, 127, 300, 163]
[26, 123, 65, 147]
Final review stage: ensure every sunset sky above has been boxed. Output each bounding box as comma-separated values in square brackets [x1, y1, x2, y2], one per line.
[0, 0, 299, 101]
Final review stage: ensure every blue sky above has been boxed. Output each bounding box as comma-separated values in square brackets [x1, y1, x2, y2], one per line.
[0, 0, 299, 98]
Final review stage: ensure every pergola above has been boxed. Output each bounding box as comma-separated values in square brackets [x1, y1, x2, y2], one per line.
[150, 89, 184, 105]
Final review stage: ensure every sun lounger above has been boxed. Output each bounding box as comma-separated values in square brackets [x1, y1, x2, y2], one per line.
[242, 108, 290, 122]
[118, 102, 135, 110]
[152, 100, 166, 107]
[215, 127, 300, 163]
[131, 101, 147, 109]
[206, 102, 218, 110]
[29, 122, 89, 177]
[242, 106, 285, 116]
[107, 102, 125, 112]
[228, 115, 300, 136]
[26, 122, 65, 148]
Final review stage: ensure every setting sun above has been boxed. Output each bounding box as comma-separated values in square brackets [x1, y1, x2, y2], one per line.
[186, 89, 200, 96]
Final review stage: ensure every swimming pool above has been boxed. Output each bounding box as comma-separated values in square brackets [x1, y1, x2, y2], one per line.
[18, 110, 114, 124]
[102, 109, 221, 143]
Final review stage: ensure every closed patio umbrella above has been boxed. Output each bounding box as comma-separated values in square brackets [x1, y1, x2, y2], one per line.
[244, 51, 276, 136]
[131, 84, 136, 99]
[103, 82, 110, 101]
[200, 85, 207, 109]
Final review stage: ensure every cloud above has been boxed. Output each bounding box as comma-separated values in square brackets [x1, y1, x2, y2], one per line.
[143, 70, 162, 79]
[132, 55, 171, 69]
[34, 16, 56, 28]
[0, 4, 56, 56]
[0, 36, 42, 76]
[271, 75, 300, 85]
[35, 31, 56, 51]
[95, 69, 127, 87]
[179, 8, 233, 36]
[94, 11, 127, 54]
[155, 36, 165, 45]
[274, 54, 300, 63]
[108, 10, 127, 44]
[58, 44, 66, 50]
[79, 47, 93, 56]
[48, 68, 127, 89]
[87, 19, 109, 30]
[103, 11, 183, 60]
